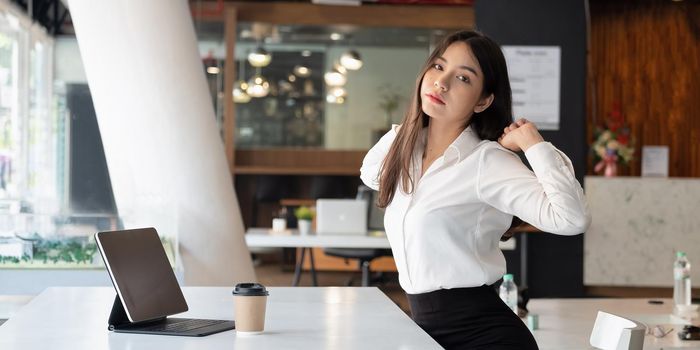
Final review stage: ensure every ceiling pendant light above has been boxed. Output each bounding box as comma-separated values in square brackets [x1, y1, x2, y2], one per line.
[233, 81, 251, 103]
[340, 50, 363, 71]
[233, 59, 251, 103]
[324, 67, 347, 87]
[203, 50, 220, 74]
[326, 94, 345, 104]
[326, 87, 347, 104]
[248, 46, 272, 67]
[330, 86, 347, 98]
[333, 61, 347, 75]
[246, 68, 270, 98]
[330, 32, 344, 41]
[293, 65, 311, 78]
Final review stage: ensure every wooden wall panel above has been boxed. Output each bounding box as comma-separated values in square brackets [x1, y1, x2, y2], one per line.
[588, 1, 700, 177]
[234, 149, 365, 175]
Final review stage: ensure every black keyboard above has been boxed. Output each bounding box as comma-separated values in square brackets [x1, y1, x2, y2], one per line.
[141, 318, 228, 333]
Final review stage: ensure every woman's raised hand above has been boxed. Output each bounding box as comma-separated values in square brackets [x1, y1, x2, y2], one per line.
[497, 118, 545, 152]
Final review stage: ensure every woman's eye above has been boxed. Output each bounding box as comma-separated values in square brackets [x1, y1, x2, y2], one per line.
[433, 63, 443, 70]
[458, 76, 470, 83]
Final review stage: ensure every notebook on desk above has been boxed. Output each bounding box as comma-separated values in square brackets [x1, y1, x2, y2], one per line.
[95, 227, 235, 337]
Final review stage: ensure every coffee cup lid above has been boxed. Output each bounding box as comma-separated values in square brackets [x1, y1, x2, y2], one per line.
[233, 283, 269, 296]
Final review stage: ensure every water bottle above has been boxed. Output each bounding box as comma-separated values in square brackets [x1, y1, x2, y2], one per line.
[674, 251, 692, 306]
[499, 273, 518, 314]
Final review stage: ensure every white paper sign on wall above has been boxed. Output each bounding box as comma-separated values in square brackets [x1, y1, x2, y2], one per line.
[502, 46, 561, 130]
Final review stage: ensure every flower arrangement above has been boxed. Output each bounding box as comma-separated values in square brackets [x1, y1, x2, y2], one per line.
[591, 102, 634, 177]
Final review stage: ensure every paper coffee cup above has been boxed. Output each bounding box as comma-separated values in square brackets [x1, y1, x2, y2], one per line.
[232, 283, 269, 334]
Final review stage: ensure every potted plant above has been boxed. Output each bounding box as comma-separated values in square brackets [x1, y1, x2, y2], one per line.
[377, 84, 403, 130]
[294, 206, 315, 235]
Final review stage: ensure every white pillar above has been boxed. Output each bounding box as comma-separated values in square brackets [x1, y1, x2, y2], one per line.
[67, 0, 255, 285]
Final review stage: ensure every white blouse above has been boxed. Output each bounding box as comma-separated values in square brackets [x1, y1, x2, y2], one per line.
[360, 125, 591, 294]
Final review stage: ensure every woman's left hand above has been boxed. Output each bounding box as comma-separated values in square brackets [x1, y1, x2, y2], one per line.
[498, 118, 545, 152]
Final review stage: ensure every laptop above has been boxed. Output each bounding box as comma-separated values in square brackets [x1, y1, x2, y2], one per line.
[315, 199, 367, 235]
[95, 227, 235, 336]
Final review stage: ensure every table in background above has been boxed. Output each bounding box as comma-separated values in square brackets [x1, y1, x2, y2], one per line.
[246, 227, 517, 286]
[245, 228, 390, 286]
[530, 298, 700, 349]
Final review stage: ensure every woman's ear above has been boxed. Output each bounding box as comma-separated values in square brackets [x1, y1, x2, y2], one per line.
[474, 93, 494, 113]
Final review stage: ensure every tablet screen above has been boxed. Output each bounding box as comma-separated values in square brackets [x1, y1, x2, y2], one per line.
[96, 227, 188, 322]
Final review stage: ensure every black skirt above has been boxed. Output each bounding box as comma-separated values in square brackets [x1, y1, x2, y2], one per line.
[407, 285, 539, 350]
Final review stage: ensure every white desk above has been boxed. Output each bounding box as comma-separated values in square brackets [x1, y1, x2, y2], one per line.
[5, 289, 697, 349]
[0, 286, 441, 350]
[245, 227, 515, 286]
[530, 298, 700, 349]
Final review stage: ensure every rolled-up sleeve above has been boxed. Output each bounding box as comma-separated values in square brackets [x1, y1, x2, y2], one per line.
[476, 142, 591, 235]
[360, 125, 399, 191]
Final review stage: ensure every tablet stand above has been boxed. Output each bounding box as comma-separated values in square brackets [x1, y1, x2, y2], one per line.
[107, 295, 163, 331]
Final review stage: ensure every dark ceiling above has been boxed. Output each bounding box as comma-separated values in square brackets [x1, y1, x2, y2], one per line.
[195, 20, 443, 48]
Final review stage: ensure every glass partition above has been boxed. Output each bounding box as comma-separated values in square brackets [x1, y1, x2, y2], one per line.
[197, 22, 446, 150]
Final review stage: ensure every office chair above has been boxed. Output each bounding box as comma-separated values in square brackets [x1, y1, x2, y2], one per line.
[323, 247, 392, 286]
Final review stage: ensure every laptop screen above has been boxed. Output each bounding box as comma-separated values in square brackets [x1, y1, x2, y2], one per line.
[96, 227, 188, 323]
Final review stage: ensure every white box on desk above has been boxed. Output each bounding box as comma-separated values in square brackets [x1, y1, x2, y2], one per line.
[315, 199, 367, 236]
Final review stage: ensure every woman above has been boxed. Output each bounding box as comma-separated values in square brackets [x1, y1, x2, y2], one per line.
[360, 30, 591, 349]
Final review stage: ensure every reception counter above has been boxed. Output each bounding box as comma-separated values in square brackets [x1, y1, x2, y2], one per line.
[584, 176, 700, 287]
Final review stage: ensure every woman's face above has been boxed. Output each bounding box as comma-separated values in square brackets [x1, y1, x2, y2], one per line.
[420, 42, 493, 125]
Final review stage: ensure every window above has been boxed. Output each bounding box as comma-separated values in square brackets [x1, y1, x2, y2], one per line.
[0, 5, 70, 267]
[0, 10, 59, 216]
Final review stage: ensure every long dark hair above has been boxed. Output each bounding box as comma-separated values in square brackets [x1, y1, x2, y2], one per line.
[377, 30, 513, 208]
